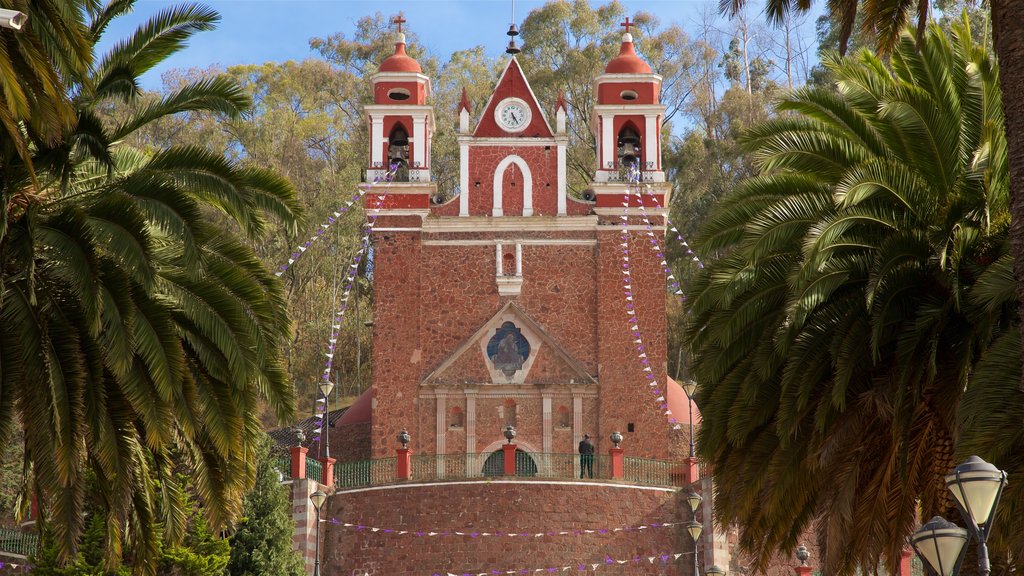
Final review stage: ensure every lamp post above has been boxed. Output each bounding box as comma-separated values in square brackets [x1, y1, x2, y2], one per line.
[687, 490, 703, 576]
[910, 456, 1007, 576]
[310, 489, 327, 576]
[319, 380, 335, 459]
[681, 380, 697, 458]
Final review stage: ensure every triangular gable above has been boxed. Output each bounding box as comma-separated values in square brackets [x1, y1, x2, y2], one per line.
[473, 58, 554, 138]
[422, 301, 595, 386]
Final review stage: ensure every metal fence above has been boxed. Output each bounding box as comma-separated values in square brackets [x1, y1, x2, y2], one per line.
[305, 457, 323, 484]
[0, 527, 37, 558]
[335, 451, 685, 489]
[336, 457, 397, 488]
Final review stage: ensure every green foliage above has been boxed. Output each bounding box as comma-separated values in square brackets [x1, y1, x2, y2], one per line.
[227, 437, 304, 576]
[0, 1, 300, 572]
[32, 490, 229, 576]
[685, 18, 1011, 574]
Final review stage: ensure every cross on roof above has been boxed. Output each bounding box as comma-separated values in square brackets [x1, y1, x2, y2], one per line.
[620, 16, 634, 35]
[392, 13, 406, 34]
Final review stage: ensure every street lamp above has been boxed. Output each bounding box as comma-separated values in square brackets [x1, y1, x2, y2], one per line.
[687, 490, 703, 576]
[681, 379, 697, 458]
[310, 489, 328, 576]
[319, 380, 335, 459]
[910, 516, 969, 576]
[706, 565, 725, 576]
[910, 456, 1007, 576]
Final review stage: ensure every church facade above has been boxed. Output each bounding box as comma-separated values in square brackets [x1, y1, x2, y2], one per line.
[364, 24, 676, 465]
[312, 20, 723, 576]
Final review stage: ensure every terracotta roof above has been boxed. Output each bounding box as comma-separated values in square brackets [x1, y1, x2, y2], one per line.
[267, 406, 350, 451]
[605, 33, 652, 74]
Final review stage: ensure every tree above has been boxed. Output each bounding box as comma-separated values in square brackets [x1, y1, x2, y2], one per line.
[227, 437, 304, 576]
[1, 1, 301, 571]
[685, 19, 1010, 574]
[720, 0, 1024, 505]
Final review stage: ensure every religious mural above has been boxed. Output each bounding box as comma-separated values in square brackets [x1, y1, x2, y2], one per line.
[486, 321, 530, 377]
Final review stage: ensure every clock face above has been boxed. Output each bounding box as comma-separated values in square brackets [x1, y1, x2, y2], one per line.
[496, 99, 531, 132]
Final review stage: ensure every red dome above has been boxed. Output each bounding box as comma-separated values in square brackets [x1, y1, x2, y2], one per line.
[336, 388, 373, 426]
[380, 39, 422, 73]
[605, 34, 652, 74]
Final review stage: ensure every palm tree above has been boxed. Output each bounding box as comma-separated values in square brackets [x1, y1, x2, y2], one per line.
[1, 1, 301, 572]
[685, 18, 1010, 574]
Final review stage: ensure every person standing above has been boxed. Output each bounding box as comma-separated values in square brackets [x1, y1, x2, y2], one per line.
[578, 434, 595, 479]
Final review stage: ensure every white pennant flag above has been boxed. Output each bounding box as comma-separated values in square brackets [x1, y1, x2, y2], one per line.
[675, 554, 683, 560]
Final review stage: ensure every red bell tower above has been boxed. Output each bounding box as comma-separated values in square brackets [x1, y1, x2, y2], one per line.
[591, 21, 668, 207]
[366, 17, 435, 188]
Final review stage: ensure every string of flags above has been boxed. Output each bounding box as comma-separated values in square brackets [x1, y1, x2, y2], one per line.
[640, 184, 706, 273]
[312, 168, 396, 439]
[619, 168, 681, 431]
[329, 518, 684, 537]
[630, 180, 683, 299]
[430, 551, 692, 575]
[274, 165, 398, 278]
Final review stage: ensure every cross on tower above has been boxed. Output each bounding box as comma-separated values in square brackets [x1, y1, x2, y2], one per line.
[392, 12, 406, 34]
[620, 16, 634, 35]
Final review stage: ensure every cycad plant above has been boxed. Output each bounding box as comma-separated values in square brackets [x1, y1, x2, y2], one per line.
[0, 1, 301, 572]
[685, 16, 1011, 574]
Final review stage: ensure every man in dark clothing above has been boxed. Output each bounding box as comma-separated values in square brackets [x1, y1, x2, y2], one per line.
[578, 434, 595, 478]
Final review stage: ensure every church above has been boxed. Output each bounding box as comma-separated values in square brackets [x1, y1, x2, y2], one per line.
[289, 16, 727, 576]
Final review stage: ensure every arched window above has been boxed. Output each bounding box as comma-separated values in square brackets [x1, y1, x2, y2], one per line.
[556, 405, 571, 428]
[503, 252, 516, 276]
[482, 449, 537, 477]
[449, 406, 464, 429]
[387, 123, 410, 181]
[616, 124, 641, 169]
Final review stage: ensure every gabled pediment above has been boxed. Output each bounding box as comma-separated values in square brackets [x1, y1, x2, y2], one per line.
[473, 58, 554, 138]
[422, 302, 595, 386]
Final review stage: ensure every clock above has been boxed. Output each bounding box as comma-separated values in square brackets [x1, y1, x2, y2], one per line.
[495, 98, 531, 132]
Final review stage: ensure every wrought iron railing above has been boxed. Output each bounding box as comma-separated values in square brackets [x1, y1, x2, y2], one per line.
[336, 457, 396, 488]
[305, 456, 323, 484]
[335, 451, 686, 489]
[274, 456, 291, 480]
[0, 527, 37, 558]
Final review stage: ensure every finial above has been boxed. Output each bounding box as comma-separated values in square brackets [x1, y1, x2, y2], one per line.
[392, 12, 407, 35]
[459, 87, 471, 113]
[620, 16, 635, 35]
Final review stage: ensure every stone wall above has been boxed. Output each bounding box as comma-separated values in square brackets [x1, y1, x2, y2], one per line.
[322, 480, 694, 576]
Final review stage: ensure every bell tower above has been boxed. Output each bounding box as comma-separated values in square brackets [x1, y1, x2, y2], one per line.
[591, 18, 666, 186]
[365, 15, 434, 184]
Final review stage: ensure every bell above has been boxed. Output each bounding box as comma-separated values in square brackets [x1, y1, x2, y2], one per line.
[390, 127, 409, 147]
[618, 128, 641, 147]
[620, 142, 639, 166]
[506, 23, 520, 37]
[506, 38, 521, 55]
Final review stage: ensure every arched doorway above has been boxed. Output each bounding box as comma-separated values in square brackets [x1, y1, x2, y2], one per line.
[481, 449, 537, 477]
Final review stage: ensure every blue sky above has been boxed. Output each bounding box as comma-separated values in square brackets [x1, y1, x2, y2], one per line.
[101, 0, 822, 90]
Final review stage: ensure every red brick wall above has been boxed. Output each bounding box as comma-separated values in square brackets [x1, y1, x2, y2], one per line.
[323, 481, 690, 576]
[595, 226, 670, 459]
[370, 222, 670, 460]
[464, 146, 560, 216]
